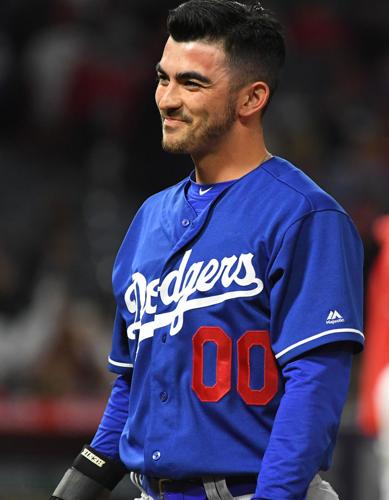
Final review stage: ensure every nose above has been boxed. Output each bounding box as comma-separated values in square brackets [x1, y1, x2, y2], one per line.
[156, 82, 182, 113]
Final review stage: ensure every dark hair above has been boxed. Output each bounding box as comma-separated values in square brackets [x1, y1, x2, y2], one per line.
[167, 0, 286, 102]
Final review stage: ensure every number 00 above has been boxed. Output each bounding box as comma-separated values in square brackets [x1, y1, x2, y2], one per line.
[192, 327, 278, 405]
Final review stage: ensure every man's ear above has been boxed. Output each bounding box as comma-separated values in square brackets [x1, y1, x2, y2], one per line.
[237, 81, 270, 118]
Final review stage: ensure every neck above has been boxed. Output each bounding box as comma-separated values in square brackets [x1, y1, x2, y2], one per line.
[192, 124, 271, 184]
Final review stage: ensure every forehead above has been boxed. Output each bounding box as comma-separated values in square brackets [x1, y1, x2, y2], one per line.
[158, 36, 228, 76]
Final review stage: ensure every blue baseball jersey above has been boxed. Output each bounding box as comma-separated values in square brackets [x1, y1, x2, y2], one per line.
[108, 156, 364, 478]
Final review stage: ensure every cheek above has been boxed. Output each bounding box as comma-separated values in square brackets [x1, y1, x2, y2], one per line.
[188, 99, 208, 120]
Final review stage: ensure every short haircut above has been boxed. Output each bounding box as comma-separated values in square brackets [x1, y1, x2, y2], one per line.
[167, 0, 286, 105]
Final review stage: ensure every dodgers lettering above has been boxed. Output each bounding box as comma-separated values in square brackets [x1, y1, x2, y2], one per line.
[124, 249, 263, 341]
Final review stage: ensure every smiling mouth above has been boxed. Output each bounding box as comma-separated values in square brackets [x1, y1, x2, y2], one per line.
[164, 116, 186, 123]
[163, 117, 189, 130]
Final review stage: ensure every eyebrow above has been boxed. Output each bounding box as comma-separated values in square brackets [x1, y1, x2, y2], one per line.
[156, 63, 212, 85]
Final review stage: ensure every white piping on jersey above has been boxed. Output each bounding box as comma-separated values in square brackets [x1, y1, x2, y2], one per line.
[108, 356, 133, 368]
[275, 328, 365, 360]
[124, 249, 264, 344]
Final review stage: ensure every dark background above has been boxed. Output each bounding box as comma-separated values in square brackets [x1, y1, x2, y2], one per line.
[0, 0, 388, 498]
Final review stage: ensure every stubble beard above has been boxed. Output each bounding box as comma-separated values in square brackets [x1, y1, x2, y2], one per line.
[161, 95, 237, 155]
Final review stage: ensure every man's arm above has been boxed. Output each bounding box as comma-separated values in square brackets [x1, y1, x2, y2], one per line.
[50, 373, 131, 499]
[254, 343, 353, 500]
[90, 372, 131, 459]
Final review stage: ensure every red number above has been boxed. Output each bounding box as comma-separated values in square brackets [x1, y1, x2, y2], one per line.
[192, 327, 278, 405]
[192, 327, 232, 402]
[237, 330, 278, 405]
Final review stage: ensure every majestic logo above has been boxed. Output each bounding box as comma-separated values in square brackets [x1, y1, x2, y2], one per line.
[326, 310, 345, 325]
[124, 249, 263, 344]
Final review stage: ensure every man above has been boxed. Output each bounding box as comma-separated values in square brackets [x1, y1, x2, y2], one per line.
[51, 1, 364, 499]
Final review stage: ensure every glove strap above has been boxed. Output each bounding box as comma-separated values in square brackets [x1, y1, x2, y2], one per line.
[72, 445, 128, 491]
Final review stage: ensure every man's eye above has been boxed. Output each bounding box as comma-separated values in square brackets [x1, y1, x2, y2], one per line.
[185, 81, 201, 87]
[156, 75, 168, 85]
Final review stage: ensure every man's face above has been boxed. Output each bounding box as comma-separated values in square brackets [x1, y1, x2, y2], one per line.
[155, 37, 238, 155]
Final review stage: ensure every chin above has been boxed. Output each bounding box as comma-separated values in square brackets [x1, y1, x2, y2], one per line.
[162, 137, 192, 154]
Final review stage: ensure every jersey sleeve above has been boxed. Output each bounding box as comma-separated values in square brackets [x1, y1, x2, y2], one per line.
[254, 344, 353, 499]
[268, 209, 364, 366]
[90, 373, 131, 461]
[108, 309, 133, 374]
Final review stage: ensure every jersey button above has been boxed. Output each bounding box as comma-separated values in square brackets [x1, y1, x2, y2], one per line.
[160, 391, 168, 402]
[161, 333, 167, 343]
[181, 218, 191, 227]
[152, 451, 161, 461]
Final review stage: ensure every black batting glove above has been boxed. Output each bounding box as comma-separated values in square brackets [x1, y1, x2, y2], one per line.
[50, 445, 127, 500]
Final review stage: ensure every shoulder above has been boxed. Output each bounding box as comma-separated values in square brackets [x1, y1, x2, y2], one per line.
[255, 158, 363, 259]
[115, 175, 189, 248]
[260, 156, 345, 214]
[127, 177, 189, 234]
[137, 177, 187, 215]
[232, 157, 354, 249]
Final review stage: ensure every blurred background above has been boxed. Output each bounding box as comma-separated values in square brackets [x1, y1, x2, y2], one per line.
[0, 0, 388, 498]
